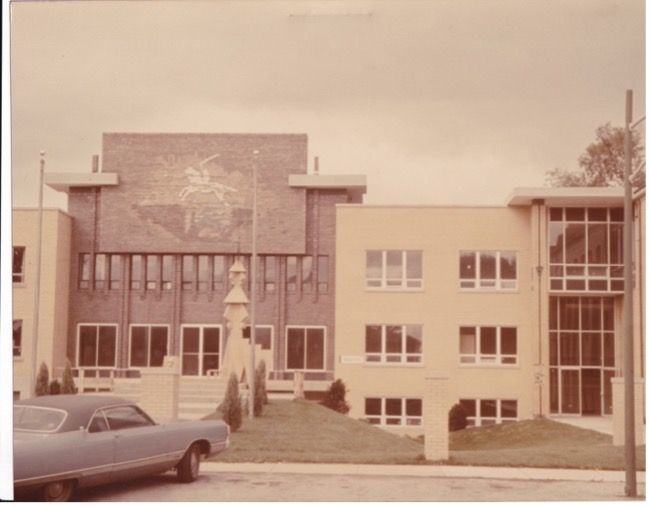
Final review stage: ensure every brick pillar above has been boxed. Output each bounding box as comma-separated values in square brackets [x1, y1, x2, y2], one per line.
[611, 377, 645, 446]
[424, 373, 450, 461]
[139, 356, 180, 422]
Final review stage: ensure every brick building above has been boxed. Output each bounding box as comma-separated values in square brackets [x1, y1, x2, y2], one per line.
[44, 133, 365, 405]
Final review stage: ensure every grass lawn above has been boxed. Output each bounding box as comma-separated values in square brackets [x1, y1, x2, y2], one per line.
[207, 399, 645, 470]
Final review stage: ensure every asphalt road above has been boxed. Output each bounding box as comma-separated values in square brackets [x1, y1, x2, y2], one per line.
[50, 471, 646, 502]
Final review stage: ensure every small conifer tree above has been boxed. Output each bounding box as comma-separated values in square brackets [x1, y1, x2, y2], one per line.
[61, 359, 77, 394]
[253, 360, 268, 416]
[221, 373, 242, 431]
[35, 362, 50, 396]
[448, 403, 468, 431]
[320, 379, 350, 414]
[49, 379, 61, 395]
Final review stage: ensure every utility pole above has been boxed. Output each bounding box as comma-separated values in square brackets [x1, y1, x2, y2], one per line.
[29, 152, 45, 396]
[623, 89, 637, 497]
[248, 149, 259, 419]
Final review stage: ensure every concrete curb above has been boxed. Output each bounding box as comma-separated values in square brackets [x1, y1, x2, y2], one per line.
[202, 462, 646, 483]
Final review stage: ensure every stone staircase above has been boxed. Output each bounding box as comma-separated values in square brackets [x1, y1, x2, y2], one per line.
[112, 376, 228, 420]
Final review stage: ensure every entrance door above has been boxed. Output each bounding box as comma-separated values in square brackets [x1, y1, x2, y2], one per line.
[181, 326, 221, 376]
[581, 369, 601, 415]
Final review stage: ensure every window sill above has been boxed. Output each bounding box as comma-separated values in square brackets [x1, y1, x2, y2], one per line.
[458, 288, 519, 294]
[13, 283, 26, 288]
[365, 288, 425, 293]
[13, 357, 24, 362]
[364, 362, 425, 368]
[458, 363, 520, 369]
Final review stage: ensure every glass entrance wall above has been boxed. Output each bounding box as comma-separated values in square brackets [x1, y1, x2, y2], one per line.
[549, 296, 616, 415]
[181, 325, 222, 376]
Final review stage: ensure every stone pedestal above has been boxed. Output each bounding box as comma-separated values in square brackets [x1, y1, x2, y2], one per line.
[139, 356, 180, 422]
[611, 377, 645, 446]
[293, 371, 305, 400]
[424, 373, 450, 461]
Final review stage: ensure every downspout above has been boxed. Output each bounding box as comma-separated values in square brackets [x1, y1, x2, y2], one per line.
[532, 198, 544, 417]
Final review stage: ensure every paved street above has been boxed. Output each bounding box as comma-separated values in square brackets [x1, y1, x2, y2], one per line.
[69, 471, 645, 502]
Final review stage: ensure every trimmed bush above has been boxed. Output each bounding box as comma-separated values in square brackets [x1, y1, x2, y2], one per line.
[49, 379, 61, 395]
[448, 403, 468, 431]
[221, 373, 242, 432]
[253, 361, 268, 416]
[320, 379, 350, 414]
[35, 362, 50, 396]
[61, 360, 77, 394]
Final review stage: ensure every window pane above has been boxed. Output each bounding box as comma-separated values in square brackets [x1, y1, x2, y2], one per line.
[549, 208, 563, 221]
[500, 252, 516, 280]
[265, 256, 277, 292]
[302, 256, 313, 291]
[460, 399, 476, 417]
[130, 327, 148, 367]
[501, 400, 517, 418]
[162, 255, 173, 289]
[95, 254, 106, 288]
[98, 326, 116, 367]
[406, 251, 422, 279]
[197, 255, 209, 290]
[549, 297, 558, 330]
[146, 255, 158, 289]
[603, 333, 615, 367]
[588, 208, 608, 221]
[386, 326, 402, 353]
[202, 327, 220, 353]
[286, 256, 297, 292]
[110, 255, 121, 289]
[609, 224, 623, 264]
[581, 332, 601, 366]
[549, 332, 558, 365]
[561, 370, 580, 413]
[306, 329, 324, 369]
[610, 207, 624, 222]
[565, 224, 586, 264]
[549, 223, 564, 264]
[150, 327, 168, 367]
[459, 327, 476, 354]
[365, 398, 381, 416]
[480, 327, 497, 354]
[459, 252, 475, 279]
[500, 327, 517, 355]
[559, 332, 579, 365]
[386, 251, 402, 279]
[213, 255, 224, 289]
[480, 399, 497, 418]
[385, 398, 402, 416]
[79, 253, 91, 288]
[587, 224, 607, 264]
[13, 247, 25, 282]
[405, 325, 422, 354]
[603, 299, 614, 329]
[13, 320, 22, 356]
[255, 327, 272, 350]
[79, 326, 97, 367]
[366, 251, 382, 279]
[559, 298, 580, 330]
[550, 368, 559, 413]
[182, 327, 200, 353]
[406, 399, 422, 416]
[581, 298, 601, 330]
[317, 255, 328, 292]
[479, 253, 496, 279]
[365, 326, 382, 353]
[131, 255, 142, 290]
[182, 255, 194, 289]
[287, 328, 305, 369]
[565, 208, 585, 221]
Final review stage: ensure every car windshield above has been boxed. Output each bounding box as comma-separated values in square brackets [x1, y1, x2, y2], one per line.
[14, 406, 66, 432]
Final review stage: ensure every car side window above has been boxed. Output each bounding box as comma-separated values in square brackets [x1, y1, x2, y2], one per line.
[88, 412, 109, 433]
[104, 406, 154, 430]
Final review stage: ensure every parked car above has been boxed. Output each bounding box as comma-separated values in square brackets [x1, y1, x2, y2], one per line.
[14, 394, 229, 501]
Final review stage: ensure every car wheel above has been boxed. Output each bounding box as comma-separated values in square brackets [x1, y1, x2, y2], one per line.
[42, 480, 75, 502]
[177, 443, 201, 483]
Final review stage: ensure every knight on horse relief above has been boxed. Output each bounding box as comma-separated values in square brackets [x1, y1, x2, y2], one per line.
[179, 153, 238, 203]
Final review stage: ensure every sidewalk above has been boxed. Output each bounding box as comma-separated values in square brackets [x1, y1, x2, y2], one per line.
[203, 462, 645, 483]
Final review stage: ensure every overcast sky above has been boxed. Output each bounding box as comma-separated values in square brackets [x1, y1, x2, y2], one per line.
[10, 0, 645, 208]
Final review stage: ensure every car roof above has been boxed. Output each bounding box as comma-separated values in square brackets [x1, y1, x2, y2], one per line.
[15, 394, 136, 432]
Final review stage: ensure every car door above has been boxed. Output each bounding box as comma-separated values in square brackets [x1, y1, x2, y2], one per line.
[103, 405, 173, 482]
[73, 410, 117, 488]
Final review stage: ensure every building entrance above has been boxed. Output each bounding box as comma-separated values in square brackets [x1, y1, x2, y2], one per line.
[180, 325, 222, 376]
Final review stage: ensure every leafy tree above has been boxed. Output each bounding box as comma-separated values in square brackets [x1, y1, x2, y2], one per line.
[320, 379, 350, 414]
[61, 359, 77, 394]
[35, 362, 50, 396]
[221, 373, 242, 432]
[448, 403, 468, 431]
[546, 123, 645, 188]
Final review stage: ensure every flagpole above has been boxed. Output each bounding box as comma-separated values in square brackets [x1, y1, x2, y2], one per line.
[248, 149, 259, 419]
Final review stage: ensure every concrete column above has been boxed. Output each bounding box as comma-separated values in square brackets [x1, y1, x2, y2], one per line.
[424, 373, 450, 461]
[139, 355, 180, 422]
[612, 377, 645, 446]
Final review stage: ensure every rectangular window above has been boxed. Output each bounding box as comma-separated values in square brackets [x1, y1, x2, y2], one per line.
[181, 325, 222, 376]
[365, 250, 423, 290]
[129, 325, 169, 368]
[286, 256, 297, 293]
[146, 255, 158, 290]
[364, 397, 422, 427]
[130, 255, 142, 290]
[197, 255, 209, 291]
[182, 255, 194, 291]
[286, 326, 325, 370]
[161, 255, 173, 290]
[365, 325, 423, 364]
[13, 320, 22, 357]
[79, 253, 91, 289]
[212, 255, 225, 291]
[302, 256, 313, 293]
[548, 207, 624, 292]
[243, 325, 273, 350]
[317, 255, 329, 293]
[109, 255, 121, 290]
[264, 256, 276, 293]
[459, 251, 517, 290]
[78, 324, 117, 368]
[13, 247, 25, 283]
[459, 399, 518, 427]
[94, 254, 107, 289]
[459, 326, 517, 365]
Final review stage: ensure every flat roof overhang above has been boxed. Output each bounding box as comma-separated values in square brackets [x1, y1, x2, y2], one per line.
[45, 172, 119, 192]
[289, 174, 367, 200]
[506, 187, 624, 207]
